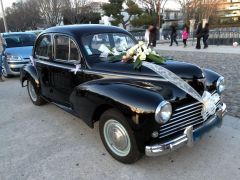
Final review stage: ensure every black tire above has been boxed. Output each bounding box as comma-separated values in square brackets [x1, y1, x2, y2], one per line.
[27, 79, 46, 106]
[99, 109, 142, 164]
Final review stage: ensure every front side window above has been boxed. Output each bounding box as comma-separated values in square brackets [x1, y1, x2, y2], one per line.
[35, 35, 52, 59]
[54, 35, 79, 62]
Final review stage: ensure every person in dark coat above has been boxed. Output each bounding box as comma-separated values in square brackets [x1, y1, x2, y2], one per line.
[170, 24, 178, 46]
[195, 22, 203, 49]
[148, 25, 157, 48]
[202, 23, 210, 49]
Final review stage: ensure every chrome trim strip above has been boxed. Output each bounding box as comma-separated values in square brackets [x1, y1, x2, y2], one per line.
[175, 101, 202, 111]
[36, 59, 168, 81]
[159, 118, 204, 135]
[36, 60, 74, 70]
[159, 122, 204, 139]
[83, 70, 168, 81]
[161, 116, 203, 131]
[162, 113, 202, 128]
[170, 109, 201, 121]
[172, 104, 202, 117]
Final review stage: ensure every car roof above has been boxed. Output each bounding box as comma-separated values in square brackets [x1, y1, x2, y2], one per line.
[42, 24, 130, 36]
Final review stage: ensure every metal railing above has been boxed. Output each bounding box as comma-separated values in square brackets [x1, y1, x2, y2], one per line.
[130, 30, 240, 45]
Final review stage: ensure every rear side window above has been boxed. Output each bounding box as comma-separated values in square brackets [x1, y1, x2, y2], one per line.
[54, 35, 79, 62]
[35, 35, 52, 59]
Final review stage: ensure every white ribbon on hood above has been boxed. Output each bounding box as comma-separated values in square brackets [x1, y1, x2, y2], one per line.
[142, 61, 220, 120]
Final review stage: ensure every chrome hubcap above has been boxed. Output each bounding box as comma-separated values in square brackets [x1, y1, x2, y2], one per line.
[28, 81, 37, 102]
[103, 119, 131, 157]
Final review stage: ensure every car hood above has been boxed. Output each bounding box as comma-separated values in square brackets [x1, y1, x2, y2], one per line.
[91, 60, 204, 80]
[5, 46, 33, 59]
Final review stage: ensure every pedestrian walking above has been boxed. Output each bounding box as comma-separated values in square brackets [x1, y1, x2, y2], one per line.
[149, 25, 157, 48]
[170, 24, 178, 46]
[195, 22, 203, 49]
[0, 34, 7, 82]
[182, 25, 189, 47]
[145, 25, 157, 48]
[202, 23, 209, 49]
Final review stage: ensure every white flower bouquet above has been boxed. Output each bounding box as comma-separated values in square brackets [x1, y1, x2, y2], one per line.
[121, 41, 165, 69]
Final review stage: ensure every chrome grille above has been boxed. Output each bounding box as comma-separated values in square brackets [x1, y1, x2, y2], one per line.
[159, 95, 221, 139]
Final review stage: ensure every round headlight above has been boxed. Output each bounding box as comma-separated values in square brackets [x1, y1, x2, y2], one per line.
[155, 101, 172, 124]
[216, 76, 225, 94]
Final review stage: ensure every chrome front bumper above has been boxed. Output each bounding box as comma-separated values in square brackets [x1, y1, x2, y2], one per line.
[4, 60, 29, 75]
[145, 103, 227, 156]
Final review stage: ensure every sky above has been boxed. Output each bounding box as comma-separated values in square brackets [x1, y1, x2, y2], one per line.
[1, 0, 180, 14]
[1, 0, 180, 8]
[2, 0, 16, 8]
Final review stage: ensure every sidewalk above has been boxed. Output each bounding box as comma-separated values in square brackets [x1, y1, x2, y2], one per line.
[155, 44, 240, 55]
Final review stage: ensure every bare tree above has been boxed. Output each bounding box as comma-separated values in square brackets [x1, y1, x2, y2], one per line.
[62, 0, 96, 24]
[5, 0, 42, 31]
[138, 0, 168, 28]
[38, 0, 65, 27]
[177, 0, 192, 22]
[177, 0, 221, 23]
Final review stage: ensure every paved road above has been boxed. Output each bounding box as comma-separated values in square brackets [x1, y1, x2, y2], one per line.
[0, 78, 240, 180]
[155, 45, 240, 118]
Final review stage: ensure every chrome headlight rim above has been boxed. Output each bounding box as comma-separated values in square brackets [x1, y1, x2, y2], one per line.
[155, 101, 172, 124]
[216, 76, 225, 94]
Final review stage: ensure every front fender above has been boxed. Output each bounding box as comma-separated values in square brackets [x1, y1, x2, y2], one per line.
[70, 79, 167, 127]
[69, 78, 187, 128]
[203, 68, 221, 91]
[20, 64, 39, 87]
[70, 78, 192, 153]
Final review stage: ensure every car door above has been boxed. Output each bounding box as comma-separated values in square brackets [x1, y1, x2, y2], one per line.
[34, 34, 54, 99]
[48, 34, 83, 107]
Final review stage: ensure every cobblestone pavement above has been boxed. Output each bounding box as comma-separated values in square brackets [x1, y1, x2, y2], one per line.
[155, 47, 240, 118]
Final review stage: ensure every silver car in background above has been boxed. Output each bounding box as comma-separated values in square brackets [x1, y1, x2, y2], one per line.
[2, 32, 36, 77]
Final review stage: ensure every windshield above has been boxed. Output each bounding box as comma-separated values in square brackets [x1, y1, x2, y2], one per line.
[3, 33, 37, 48]
[82, 33, 136, 58]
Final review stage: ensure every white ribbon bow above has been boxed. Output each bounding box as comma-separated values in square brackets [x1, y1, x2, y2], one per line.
[70, 64, 81, 75]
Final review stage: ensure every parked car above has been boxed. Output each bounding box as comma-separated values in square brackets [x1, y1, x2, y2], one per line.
[20, 25, 226, 164]
[2, 32, 37, 77]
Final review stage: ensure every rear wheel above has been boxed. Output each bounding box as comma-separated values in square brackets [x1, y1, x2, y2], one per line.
[27, 79, 46, 106]
[99, 109, 142, 164]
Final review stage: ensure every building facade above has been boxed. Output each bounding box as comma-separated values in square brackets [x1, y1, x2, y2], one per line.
[217, 0, 240, 25]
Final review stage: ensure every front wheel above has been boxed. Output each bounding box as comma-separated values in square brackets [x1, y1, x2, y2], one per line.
[27, 79, 46, 106]
[99, 109, 142, 164]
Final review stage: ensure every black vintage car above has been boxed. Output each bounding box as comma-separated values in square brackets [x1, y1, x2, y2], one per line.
[20, 25, 226, 164]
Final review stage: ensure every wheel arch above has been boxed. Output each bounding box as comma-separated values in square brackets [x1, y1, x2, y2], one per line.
[70, 81, 165, 129]
[92, 104, 114, 124]
[20, 64, 39, 88]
